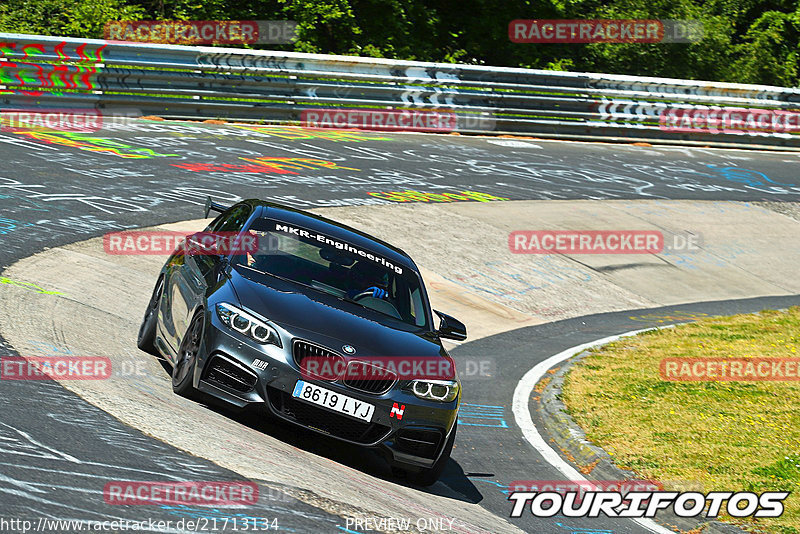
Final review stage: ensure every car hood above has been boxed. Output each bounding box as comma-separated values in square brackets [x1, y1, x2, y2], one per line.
[227, 267, 444, 359]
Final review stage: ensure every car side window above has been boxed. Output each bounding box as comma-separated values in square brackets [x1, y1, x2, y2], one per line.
[203, 213, 227, 232]
[217, 205, 251, 233]
[409, 287, 426, 327]
[194, 205, 252, 276]
[203, 205, 251, 233]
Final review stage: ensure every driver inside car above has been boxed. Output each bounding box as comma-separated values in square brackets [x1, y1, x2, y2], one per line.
[346, 261, 390, 300]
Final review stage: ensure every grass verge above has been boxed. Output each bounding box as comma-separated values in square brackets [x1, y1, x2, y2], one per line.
[562, 307, 800, 533]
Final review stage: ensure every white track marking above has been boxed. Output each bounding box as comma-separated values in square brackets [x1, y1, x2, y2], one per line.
[0, 422, 80, 463]
[512, 328, 675, 534]
[485, 139, 543, 149]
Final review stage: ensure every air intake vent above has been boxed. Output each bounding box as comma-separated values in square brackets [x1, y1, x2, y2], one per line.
[395, 427, 444, 459]
[292, 340, 344, 380]
[343, 360, 397, 395]
[203, 354, 258, 393]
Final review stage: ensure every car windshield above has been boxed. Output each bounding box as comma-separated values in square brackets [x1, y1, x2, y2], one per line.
[232, 218, 429, 329]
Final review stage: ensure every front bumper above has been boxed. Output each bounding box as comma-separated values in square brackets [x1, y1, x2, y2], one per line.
[194, 316, 458, 468]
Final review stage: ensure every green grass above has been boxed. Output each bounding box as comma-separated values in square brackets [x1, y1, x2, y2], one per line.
[562, 307, 800, 533]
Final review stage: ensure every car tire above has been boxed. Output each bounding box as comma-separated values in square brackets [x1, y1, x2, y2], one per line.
[137, 276, 164, 356]
[172, 310, 204, 398]
[408, 421, 457, 487]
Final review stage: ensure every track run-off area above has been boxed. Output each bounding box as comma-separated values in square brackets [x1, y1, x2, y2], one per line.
[1, 120, 800, 534]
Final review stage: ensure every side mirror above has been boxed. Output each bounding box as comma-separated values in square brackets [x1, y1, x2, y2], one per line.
[434, 310, 467, 341]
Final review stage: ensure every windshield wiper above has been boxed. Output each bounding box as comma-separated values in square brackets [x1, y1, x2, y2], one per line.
[338, 295, 372, 310]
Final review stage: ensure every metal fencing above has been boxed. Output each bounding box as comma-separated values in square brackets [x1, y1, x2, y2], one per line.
[2, 32, 800, 148]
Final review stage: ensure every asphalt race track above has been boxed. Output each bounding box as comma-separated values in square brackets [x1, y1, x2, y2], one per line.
[1, 120, 800, 534]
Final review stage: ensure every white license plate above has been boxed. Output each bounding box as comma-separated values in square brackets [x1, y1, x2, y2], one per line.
[292, 381, 374, 422]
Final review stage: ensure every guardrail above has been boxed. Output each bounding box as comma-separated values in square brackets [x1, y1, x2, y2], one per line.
[2, 32, 800, 149]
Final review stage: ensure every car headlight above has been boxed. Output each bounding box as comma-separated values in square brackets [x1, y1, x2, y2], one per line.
[408, 379, 459, 402]
[216, 303, 281, 347]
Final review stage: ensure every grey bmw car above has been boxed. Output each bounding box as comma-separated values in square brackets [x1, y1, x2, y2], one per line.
[137, 198, 467, 485]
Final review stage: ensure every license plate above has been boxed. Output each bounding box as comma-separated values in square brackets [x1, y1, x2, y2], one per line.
[292, 381, 375, 422]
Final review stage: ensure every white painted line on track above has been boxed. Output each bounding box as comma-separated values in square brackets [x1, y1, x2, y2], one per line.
[511, 327, 675, 534]
[485, 139, 543, 149]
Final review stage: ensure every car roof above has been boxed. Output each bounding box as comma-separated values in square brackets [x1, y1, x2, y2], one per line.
[243, 200, 420, 274]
